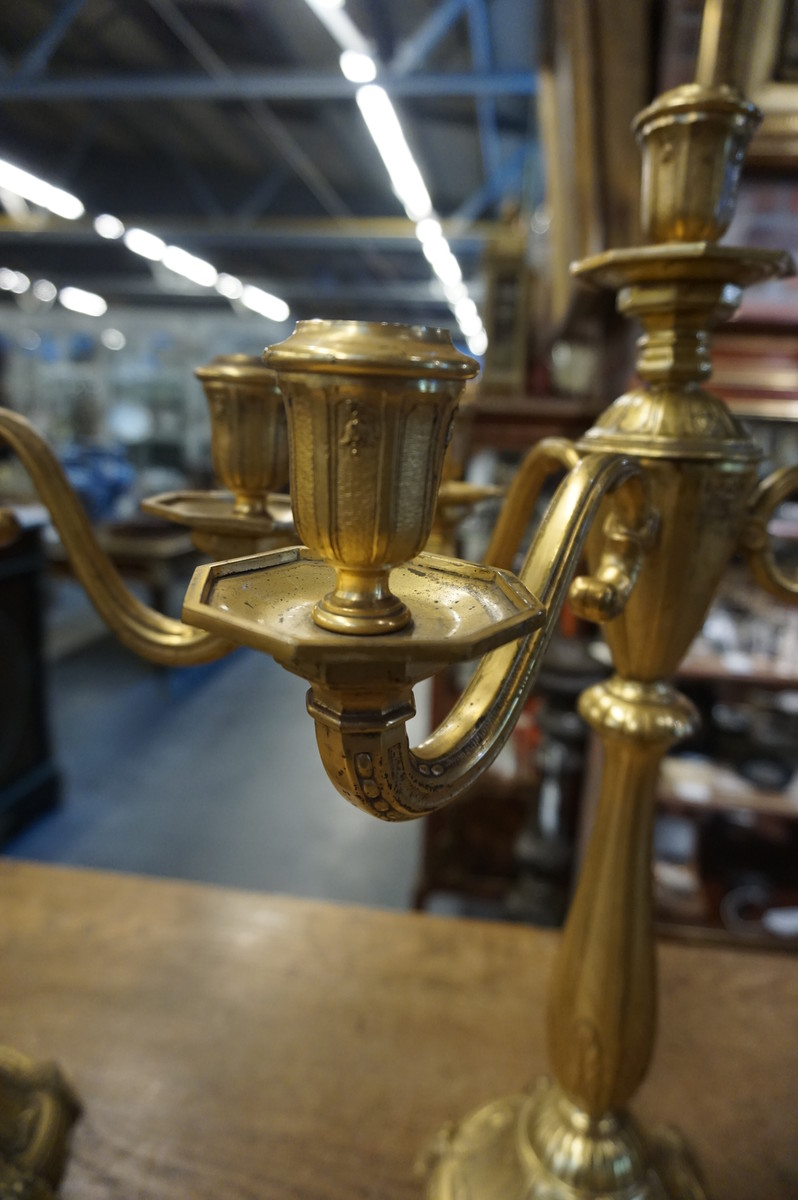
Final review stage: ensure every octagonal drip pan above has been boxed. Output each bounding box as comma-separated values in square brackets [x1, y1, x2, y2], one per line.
[182, 546, 544, 678]
[142, 489, 294, 536]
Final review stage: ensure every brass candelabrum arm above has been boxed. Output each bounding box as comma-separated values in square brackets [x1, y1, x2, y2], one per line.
[0, 409, 233, 667]
[484, 437, 580, 570]
[741, 463, 798, 605]
[309, 452, 652, 822]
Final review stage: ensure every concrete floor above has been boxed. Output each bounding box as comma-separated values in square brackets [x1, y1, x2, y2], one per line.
[7, 631, 424, 909]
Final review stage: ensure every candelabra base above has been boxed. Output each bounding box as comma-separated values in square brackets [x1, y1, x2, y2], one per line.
[422, 1079, 706, 1200]
[0, 1046, 81, 1200]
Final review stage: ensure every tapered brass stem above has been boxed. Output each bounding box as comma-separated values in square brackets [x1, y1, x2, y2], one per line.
[0, 410, 232, 667]
[309, 453, 648, 821]
[548, 678, 697, 1116]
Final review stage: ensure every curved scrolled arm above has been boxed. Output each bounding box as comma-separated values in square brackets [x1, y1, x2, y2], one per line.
[309, 452, 649, 822]
[484, 437, 580, 570]
[741, 463, 798, 605]
[0, 409, 233, 666]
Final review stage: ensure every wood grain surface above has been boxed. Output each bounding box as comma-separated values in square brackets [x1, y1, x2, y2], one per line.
[0, 860, 796, 1199]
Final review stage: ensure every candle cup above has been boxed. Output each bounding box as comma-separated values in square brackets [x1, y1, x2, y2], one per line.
[264, 320, 479, 634]
[195, 355, 289, 520]
[633, 84, 761, 245]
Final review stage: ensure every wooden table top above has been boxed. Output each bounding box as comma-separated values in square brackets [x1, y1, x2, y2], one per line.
[1, 860, 796, 1200]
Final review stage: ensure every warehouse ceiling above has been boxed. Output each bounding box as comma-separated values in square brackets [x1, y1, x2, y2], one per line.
[0, 0, 540, 334]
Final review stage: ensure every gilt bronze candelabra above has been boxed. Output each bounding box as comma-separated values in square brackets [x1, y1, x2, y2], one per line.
[1, 72, 797, 1200]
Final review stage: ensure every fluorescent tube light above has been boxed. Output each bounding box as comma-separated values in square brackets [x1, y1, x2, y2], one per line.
[415, 218, 442, 244]
[340, 50, 377, 83]
[304, 0, 370, 52]
[457, 313, 483, 338]
[467, 329, 488, 356]
[216, 273, 244, 300]
[101, 328, 126, 350]
[443, 282, 468, 304]
[356, 86, 432, 221]
[59, 286, 107, 317]
[123, 228, 166, 261]
[0, 269, 30, 294]
[240, 285, 290, 323]
[94, 214, 125, 239]
[0, 156, 84, 219]
[454, 298, 479, 325]
[33, 279, 57, 302]
[422, 238, 463, 287]
[162, 245, 218, 288]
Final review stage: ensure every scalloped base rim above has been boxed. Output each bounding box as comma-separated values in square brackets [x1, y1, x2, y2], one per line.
[423, 1081, 707, 1200]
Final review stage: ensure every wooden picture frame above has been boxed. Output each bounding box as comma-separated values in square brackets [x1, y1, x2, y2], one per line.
[742, 0, 798, 166]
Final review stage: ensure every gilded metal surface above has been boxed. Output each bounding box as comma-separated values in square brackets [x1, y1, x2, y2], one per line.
[264, 321, 478, 634]
[741, 463, 798, 603]
[184, 547, 545, 681]
[427, 480, 504, 557]
[420, 79, 791, 1200]
[633, 84, 760, 243]
[425, 1081, 705, 1200]
[0, 410, 232, 666]
[1, 51, 795, 1200]
[0, 1046, 81, 1200]
[194, 354, 289, 519]
[484, 437, 580, 570]
[141, 488, 295, 557]
[185, 450, 648, 821]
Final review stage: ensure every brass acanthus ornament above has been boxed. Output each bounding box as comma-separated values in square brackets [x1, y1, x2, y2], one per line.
[1, 44, 797, 1200]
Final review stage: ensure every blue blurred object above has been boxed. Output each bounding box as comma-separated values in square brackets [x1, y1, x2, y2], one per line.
[59, 444, 136, 522]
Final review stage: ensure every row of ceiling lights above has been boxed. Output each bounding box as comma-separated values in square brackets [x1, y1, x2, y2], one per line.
[0, 153, 291, 324]
[0, 0, 489, 355]
[307, 0, 489, 356]
[0, 265, 107, 316]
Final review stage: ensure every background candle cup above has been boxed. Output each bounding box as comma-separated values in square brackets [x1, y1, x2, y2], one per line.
[195, 354, 289, 520]
[634, 84, 761, 245]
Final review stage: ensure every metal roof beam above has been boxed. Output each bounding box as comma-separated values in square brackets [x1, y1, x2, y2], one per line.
[0, 215, 497, 250]
[390, 0, 469, 76]
[466, 0, 502, 183]
[235, 168, 290, 220]
[17, 0, 88, 77]
[20, 276, 483, 305]
[450, 144, 527, 224]
[144, 0, 349, 220]
[0, 70, 537, 104]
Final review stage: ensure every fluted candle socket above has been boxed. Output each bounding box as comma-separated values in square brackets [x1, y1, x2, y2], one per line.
[634, 83, 761, 244]
[264, 320, 479, 634]
[195, 354, 289, 519]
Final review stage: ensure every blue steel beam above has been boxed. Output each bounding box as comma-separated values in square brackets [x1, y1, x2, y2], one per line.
[18, 0, 88, 77]
[390, 0, 469, 76]
[0, 70, 537, 103]
[451, 144, 527, 223]
[236, 168, 291, 220]
[0, 220, 489, 252]
[466, 0, 502, 183]
[146, 0, 349, 220]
